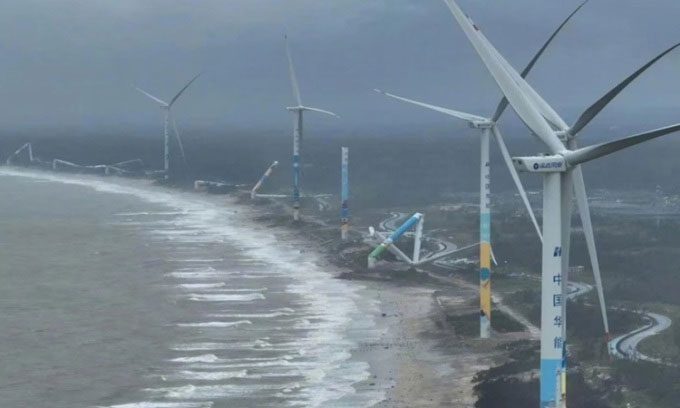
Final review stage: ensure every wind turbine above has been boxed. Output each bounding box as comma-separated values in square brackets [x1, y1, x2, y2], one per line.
[441, 0, 680, 406]
[251, 161, 280, 199]
[285, 35, 339, 221]
[136, 73, 201, 180]
[376, 1, 589, 339]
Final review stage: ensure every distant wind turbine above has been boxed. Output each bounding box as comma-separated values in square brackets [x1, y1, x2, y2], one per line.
[285, 35, 339, 221]
[136, 73, 201, 180]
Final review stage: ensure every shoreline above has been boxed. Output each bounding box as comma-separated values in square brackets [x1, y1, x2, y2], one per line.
[243, 197, 505, 407]
[0, 167, 516, 407]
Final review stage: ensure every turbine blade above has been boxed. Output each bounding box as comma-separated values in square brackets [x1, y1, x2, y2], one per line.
[375, 89, 488, 123]
[492, 126, 543, 242]
[441, 0, 565, 154]
[570, 42, 680, 136]
[135, 87, 169, 106]
[488, 42, 569, 131]
[169, 73, 202, 107]
[170, 112, 188, 168]
[571, 162, 610, 336]
[303, 107, 339, 118]
[285, 35, 303, 106]
[493, 0, 589, 122]
[565, 123, 680, 165]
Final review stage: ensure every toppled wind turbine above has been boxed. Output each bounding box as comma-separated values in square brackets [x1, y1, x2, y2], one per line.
[376, 0, 589, 339]
[6, 143, 34, 165]
[285, 35, 338, 221]
[136, 73, 201, 180]
[251, 161, 279, 199]
[367, 213, 477, 269]
[441, 0, 680, 406]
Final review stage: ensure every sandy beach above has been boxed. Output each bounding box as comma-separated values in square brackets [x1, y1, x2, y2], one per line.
[246, 198, 511, 407]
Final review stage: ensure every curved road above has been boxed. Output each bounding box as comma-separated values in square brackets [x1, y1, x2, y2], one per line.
[609, 312, 673, 364]
[378, 211, 406, 232]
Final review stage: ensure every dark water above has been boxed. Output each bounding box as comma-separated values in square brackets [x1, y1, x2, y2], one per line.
[0, 169, 383, 408]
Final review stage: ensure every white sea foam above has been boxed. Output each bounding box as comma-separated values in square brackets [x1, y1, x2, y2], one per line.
[194, 287, 267, 293]
[176, 283, 226, 290]
[171, 354, 223, 363]
[170, 340, 280, 351]
[0, 169, 384, 407]
[167, 272, 225, 279]
[188, 293, 264, 302]
[105, 403, 212, 408]
[187, 359, 293, 369]
[206, 311, 293, 319]
[115, 211, 187, 216]
[173, 370, 248, 381]
[146, 384, 289, 400]
[171, 343, 233, 351]
[176, 320, 252, 328]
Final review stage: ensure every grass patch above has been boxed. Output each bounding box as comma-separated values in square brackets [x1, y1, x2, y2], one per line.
[446, 309, 526, 337]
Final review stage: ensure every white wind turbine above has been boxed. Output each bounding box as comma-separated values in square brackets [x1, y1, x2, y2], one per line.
[136, 73, 201, 180]
[441, 0, 680, 406]
[285, 35, 339, 221]
[376, 0, 590, 339]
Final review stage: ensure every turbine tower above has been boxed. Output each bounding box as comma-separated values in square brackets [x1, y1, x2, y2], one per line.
[285, 35, 338, 221]
[441, 0, 680, 405]
[375, 1, 589, 338]
[341, 147, 350, 240]
[136, 73, 201, 180]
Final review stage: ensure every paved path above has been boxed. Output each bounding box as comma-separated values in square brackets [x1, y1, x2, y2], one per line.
[609, 312, 673, 365]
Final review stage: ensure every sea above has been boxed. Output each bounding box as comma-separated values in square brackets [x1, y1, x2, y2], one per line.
[0, 168, 384, 408]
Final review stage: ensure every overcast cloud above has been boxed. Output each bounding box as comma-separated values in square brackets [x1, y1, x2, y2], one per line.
[0, 0, 679, 134]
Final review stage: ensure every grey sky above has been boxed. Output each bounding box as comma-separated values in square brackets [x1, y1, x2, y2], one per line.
[1, 0, 679, 133]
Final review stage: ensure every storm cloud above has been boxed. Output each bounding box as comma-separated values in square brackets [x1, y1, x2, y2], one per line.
[0, 0, 679, 134]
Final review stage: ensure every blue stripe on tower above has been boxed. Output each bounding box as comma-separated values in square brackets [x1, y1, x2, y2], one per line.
[540, 359, 562, 407]
[480, 213, 491, 242]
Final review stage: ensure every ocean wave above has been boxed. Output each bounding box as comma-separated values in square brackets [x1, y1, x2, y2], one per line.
[176, 320, 252, 328]
[0, 168, 384, 407]
[188, 293, 265, 302]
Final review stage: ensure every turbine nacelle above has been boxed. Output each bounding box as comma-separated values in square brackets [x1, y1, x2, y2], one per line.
[513, 155, 566, 173]
[470, 120, 494, 129]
